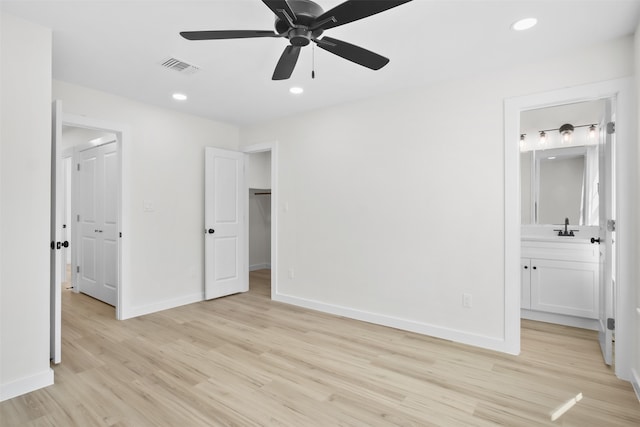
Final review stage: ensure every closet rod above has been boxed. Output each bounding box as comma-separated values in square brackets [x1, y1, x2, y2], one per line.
[254, 192, 271, 195]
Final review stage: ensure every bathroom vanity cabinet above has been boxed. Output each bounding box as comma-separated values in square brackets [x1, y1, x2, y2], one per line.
[521, 238, 599, 327]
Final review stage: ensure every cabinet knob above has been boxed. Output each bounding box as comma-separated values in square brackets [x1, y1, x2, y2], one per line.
[532, 266, 537, 270]
[524, 265, 528, 269]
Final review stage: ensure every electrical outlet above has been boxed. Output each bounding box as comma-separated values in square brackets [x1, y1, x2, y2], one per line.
[288, 268, 295, 279]
[463, 293, 472, 308]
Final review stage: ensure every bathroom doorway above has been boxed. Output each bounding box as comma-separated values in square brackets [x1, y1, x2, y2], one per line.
[518, 99, 607, 331]
[504, 78, 635, 379]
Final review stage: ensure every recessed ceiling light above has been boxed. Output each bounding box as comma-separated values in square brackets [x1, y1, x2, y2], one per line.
[511, 17, 538, 31]
[172, 93, 187, 101]
[289, 87, 304, 95]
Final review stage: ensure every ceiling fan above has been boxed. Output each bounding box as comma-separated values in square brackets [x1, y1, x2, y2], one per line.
[180, 0, 413, 80]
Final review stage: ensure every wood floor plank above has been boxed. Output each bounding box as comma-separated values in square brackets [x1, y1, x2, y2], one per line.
[1, 270, 638, 426]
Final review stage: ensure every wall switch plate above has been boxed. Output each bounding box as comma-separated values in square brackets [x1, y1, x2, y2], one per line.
[463, 293, 472, 308]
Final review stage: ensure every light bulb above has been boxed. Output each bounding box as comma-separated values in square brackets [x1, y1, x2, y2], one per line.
[589, 125, 597, 138]
[539, 131, 546, 144]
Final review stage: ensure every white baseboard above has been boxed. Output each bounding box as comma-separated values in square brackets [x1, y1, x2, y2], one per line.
[250, 263, 271, 271]
[521, 309, 599, 330]
[0, 368, 54, 402]
[121, 292, 203, 319]
[273, 293, 508, 353]
[632, 368, 640, 402]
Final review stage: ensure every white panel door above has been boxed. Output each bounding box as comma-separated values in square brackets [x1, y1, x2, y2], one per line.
[77, 142, 117, 306]
[597, 101, 615, 365]
[204, 147, 247, 300]
[50, 100, 62, 364]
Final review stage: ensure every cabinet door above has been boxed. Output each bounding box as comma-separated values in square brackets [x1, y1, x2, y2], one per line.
[530, 259, 599, 318]
[521, 258, 531, 309]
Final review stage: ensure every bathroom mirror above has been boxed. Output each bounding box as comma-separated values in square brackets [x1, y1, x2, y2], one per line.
[521, 146, 598, 225]
[520, 100, 603, 226]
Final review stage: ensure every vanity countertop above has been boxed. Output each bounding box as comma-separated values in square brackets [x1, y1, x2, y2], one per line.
[522, 235, 593, 245]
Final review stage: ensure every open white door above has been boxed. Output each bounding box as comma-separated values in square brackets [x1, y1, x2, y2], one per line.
[204, 147, 248, 300]
[597, 99, 615, 365]
[50, 100, 63, 364]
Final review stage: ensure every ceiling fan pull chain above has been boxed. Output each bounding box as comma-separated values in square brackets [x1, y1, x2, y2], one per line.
[312, 43, 315, 79]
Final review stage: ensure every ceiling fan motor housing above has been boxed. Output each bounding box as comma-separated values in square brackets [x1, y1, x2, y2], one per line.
[275, 0, 325, 45]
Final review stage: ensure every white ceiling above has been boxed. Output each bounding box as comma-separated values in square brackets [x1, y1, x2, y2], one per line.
[2, 0, 639, 126]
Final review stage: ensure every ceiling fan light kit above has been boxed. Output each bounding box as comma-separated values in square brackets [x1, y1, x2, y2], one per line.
[180, 0, 413, 80]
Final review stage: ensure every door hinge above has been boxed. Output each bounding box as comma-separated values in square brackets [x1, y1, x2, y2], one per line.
[77, 163, 80, 171]
[606, 122, 615, 134]
[607, 219, 616, 232]
[77, 214, 80, 222]
[76, 266, 80, 273]
[607, 317, 615, 330]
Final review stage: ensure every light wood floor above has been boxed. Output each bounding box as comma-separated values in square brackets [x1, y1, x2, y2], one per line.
[1, 270, 638, 426]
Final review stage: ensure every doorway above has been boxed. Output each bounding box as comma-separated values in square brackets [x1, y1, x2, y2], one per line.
[519, 100, 606, 331]
[244, 143, 278, 299]
[248, 151, 272, 296]
[504, 78, 635, 381]
[60, 126, 119, 307]
[56, 110, 129, 320]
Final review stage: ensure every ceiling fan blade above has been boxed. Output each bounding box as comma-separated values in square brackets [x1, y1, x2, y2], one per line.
[272, 45, 301, 80]
[315, 36, 389, 70]
[311, 0, 412, 31]
[180, 30, 279, 40]
[262, 0, 297, 24]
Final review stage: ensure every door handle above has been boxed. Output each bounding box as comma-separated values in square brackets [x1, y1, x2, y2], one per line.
[207, 229, 215, 234]
[51, 241, 70, 250]
[591, 237, 601, 244]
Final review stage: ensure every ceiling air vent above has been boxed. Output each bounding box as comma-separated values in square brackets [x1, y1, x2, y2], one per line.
[160, 57, 200, 75]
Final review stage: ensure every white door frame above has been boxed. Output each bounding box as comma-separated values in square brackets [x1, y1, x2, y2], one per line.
[242, 142, 278, 299]
[61, 113, 130, 320]
[504, 78, 635, 380]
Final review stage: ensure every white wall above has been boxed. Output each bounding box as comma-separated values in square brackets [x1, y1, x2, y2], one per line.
[53, 80, 240, 317]
[247, 150, 271, 189]
[0, 13, 53, 401]
[240, 36, 635, 352]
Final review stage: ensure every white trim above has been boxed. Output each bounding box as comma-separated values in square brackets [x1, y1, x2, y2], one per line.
[122, 292, 203, 320]
[250, 263, 271, 271]
[273, 293, 507, 352]
[504, 78, 636, 380]
[242, 142, 278, 300]
[521, 309, 599, 330]
[0, 368, 53, 402]
[61, 113, 130, 321]
[631, 368, 640, 402]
